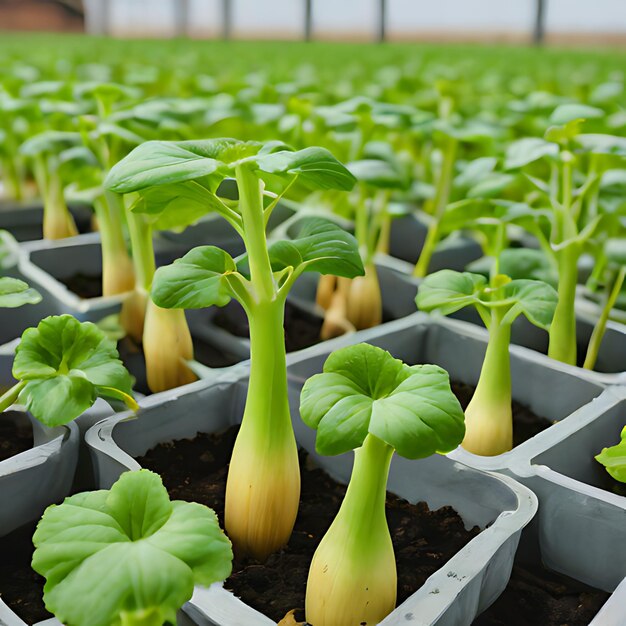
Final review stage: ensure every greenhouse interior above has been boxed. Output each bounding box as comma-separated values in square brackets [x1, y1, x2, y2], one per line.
[0, 1, 625, 625]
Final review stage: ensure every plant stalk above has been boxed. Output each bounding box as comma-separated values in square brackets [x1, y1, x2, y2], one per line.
[306, 433, 396, 626]
[0, 381, 27, 413]
[548, 244, 580, 365]
[413, 138, 457, 278]
[463, 308, 513, 456]
[583, 266, 626, 371]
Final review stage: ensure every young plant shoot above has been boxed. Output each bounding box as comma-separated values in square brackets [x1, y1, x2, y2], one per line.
[105, 138, 363, 559]
[19, 131, 83, 239]
[300, 343, 465, 626]
[596, 427, 626, 484]
[416, 270, 557, 456]
[583, 238, 626, 370]
[316, 145, 409, 338]
[33, 469, 233, 626]
[0, 314, 137, 425]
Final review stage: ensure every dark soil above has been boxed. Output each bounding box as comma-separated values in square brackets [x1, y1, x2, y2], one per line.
[0, 523, 50, 623]
[449, 381, 555, 448]
[593, 464, 626, 498]
[213, 298, 392, 354]
[472, 563, 610, 626]
[59, 271, 102, 299]
[213, 299, 324, 353]
[117, 335, 241, 396]
[137, 426, 481, 623]
[0, 412, 33, 462]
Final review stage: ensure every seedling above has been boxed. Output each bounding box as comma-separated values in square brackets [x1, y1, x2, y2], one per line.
[596, 427, 626, 484]
[105, 138, 363, 559]
[583, 238, 626, 370]
[416, 270, 557, 456]
[33, 469, 233, 626]
[300, 343, 465, 626]
[0, 315, 137, 426]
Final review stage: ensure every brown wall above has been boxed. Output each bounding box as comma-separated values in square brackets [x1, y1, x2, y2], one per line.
[0, 1, 84, 32]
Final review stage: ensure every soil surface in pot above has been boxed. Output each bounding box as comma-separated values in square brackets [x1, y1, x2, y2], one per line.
[117, 335, 241, 396]
[59, 271, 102, 299]
[472, 562, 610, 626]
[0, 523, 50, 623]
[0, 412, 33, 462]
[449, 381, 554, 448]
[593, 465, 626, 498]
[212, 299, 392, 354]
[137, 426, 481, 622]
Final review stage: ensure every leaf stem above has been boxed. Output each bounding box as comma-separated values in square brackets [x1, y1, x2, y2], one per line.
[583, 266, 626, 371]
[0, 381, 27, 414]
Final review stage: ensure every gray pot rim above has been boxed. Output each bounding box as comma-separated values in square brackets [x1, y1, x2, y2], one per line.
[284, 312, 609, 473]
[588, 577, 626, 626]
[85, 374, 538, 626]
[0, 407, 75, 477]
[19, 232, 128, 314]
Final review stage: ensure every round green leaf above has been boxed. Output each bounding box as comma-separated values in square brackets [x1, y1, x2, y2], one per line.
[596, 426, 626, 483]
[505, 137, 558, 170]
[0, 277, 41, 308]
[416, 270, 486, 316]
[33, 470, 233, 626]
[300, 344, 465, 459]
[151, 246, 237, 309]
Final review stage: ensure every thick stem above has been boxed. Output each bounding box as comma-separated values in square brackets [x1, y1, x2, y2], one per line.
[583, 266, 626, 371]
[121, 211, 156, 343]
[225, 298, 300, 559]
[548, 244, 580, 365]
[306, 434, 396, 626]
[93, 194, 135, 297]
[462, 310, 513, 456]
[119, 608, 164, 626]
[413, 139, 457, 278]
[143, 300, 197, 393]
[346, 263, 382, 330]
[34, 157, 77, 240]
[235, 164, 275, 301]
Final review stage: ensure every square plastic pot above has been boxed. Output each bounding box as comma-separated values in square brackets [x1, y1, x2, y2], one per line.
[589, 577, 626, 626]
[186, 259, 421, 367]
[0, 201, 92, 243]
[18, 230, 247, 323]
[86, 373, 537, 626]
[383, 268, 626, 385]
[506, 386, 626, 592]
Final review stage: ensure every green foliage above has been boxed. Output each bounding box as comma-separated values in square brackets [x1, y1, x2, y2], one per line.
[33, 470, 233, 626]
[300, 343, 465, 458]
[596, 426, 626, 483]
[11, 315, 136, 425]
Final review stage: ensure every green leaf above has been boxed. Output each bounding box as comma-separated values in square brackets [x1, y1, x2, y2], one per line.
[33, 470, 233, 626]
[300, 344, 465, 458]
[0, 277, 41, 308]
[505, 137, 558, 169]
[131, 182, 227, 232]
[467, 173, 515, 199]
[254, 146, 357, 191]
[104, 139, 236, 193]
[596, 426, 626, 483]
[13, 315, 134, 425]
[549, 104, 604, 126]
[575, 134, 626, 156]
[500, 279, 558, 329]
[268, 218, 364, 278]
[151, 246, 237, 309]
[20, 131, 82, 157]
[416, 270, 486, 316]
[467, 249, 558, 288]
[347, 159, 405, 189]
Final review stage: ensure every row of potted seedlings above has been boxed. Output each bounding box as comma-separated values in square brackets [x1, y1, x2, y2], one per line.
[0, 131, 625, 625]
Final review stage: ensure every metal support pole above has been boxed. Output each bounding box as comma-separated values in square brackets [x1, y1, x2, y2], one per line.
[304, 0, 313, 41]
[175, 0, 190, 37]
[533, 0, 546, 45]
[378, 0, 386, 43]
[222, 0, 232, 40]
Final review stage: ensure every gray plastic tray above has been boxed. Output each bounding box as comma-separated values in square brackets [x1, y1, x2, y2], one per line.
[85, 373, 537, 626]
